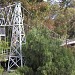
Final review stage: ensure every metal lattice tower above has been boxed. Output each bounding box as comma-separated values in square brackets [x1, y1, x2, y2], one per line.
[8, 2, 26, 71]
[0, 2, 26, 71]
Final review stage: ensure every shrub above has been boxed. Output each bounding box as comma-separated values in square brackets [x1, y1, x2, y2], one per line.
[17, 66, 33, 75]
[21, 26, 75, 75]
[0, 66, 4, 74]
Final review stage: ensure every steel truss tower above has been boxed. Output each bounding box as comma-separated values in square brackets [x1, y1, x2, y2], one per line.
[0, 2, 26, 71]
[8, 2, 26, 71]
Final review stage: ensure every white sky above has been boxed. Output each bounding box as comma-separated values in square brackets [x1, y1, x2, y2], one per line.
[43, 0, 47, 2]
[43, 0, 59, 2]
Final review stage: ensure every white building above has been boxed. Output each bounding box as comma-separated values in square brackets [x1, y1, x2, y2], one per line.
[0, 27, 5, 41]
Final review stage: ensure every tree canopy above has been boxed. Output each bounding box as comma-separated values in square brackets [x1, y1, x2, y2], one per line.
[0, 0, 75, 75]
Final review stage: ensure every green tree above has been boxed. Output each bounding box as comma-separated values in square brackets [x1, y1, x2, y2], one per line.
[18, 26, 75, 75]
[54, 7, 75, 39]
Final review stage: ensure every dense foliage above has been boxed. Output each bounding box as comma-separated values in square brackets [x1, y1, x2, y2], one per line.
[17, 26, 75, 75]
[0, 0, 75, 75]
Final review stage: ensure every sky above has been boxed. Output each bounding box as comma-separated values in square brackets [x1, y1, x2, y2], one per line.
[43, 0, 59, 2]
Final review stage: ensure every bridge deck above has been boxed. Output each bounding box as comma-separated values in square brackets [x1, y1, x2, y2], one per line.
[61, 39, 75, 46]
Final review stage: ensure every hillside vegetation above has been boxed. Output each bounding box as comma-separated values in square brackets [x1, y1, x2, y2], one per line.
[0, 0, 75, 75]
